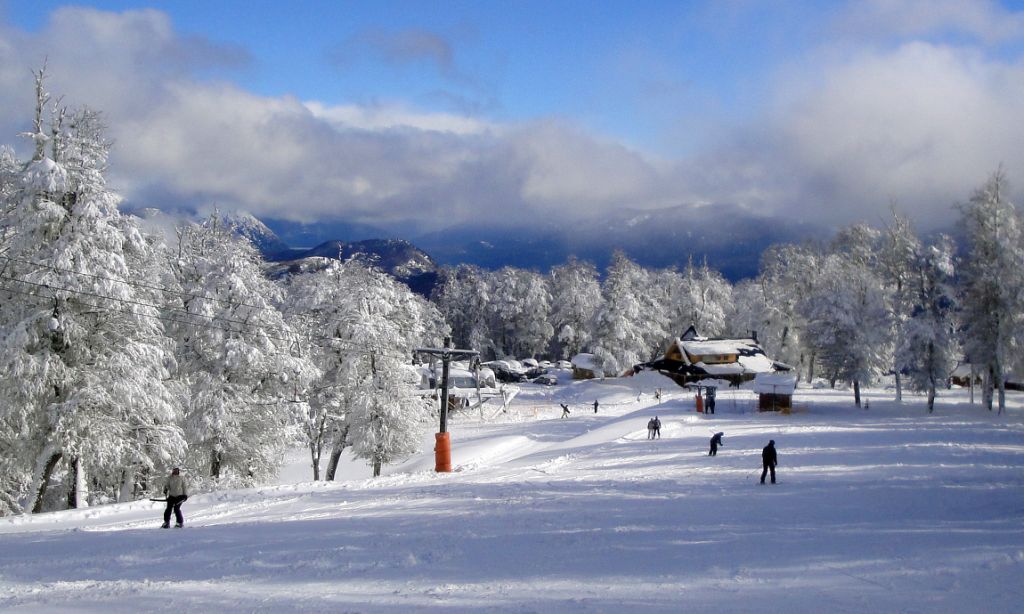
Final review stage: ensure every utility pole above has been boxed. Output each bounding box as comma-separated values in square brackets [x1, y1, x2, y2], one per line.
[415, 336, 478, 472]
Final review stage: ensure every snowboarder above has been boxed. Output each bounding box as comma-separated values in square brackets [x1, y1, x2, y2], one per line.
[646, 417, 656, 439]
[560, 403, 571, 418]
[161, 467, 189, 528]
[655, 388, 663, 403]
[760, 440, 777, 484]
[709, 432, 724, 456]
[652, 416, 662, 439]
[593, 400, 599, 414]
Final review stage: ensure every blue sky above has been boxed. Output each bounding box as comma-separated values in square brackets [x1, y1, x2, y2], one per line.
[1, 1, 1024, 233]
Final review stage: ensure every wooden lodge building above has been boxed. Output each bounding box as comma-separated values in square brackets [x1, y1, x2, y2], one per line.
[638, 325, 791, 387]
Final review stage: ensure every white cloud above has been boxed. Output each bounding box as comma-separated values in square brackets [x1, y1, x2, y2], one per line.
[835, 0, 1024, 44]
[1, 6, 1023, 240]
[697, 41, 1024, 229]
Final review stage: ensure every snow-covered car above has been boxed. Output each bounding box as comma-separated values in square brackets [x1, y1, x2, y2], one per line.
[532, 374, 558, 386]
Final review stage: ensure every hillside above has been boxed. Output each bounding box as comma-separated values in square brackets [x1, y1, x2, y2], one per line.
[2, 374, 1023, 612]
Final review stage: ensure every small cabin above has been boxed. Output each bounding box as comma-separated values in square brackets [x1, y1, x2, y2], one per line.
[753, 373, 797, 411]
[571, 353, 603, 380]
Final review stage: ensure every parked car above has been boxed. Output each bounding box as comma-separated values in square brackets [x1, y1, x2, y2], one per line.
[532, 374, 558, 386]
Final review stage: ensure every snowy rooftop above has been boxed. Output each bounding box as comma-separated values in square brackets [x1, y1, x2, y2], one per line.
[752, 372, 798, 395]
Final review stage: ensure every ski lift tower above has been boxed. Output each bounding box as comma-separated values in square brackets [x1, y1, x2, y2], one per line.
[415, 336, 478, 472]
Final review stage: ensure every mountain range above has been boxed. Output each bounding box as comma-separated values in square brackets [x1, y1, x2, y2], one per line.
[136, 205, 828, 297]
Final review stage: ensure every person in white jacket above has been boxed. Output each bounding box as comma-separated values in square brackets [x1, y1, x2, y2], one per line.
[161, 468, 189, 528]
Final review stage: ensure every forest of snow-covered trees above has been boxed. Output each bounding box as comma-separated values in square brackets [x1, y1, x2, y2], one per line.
[2, 75, 1023, 516]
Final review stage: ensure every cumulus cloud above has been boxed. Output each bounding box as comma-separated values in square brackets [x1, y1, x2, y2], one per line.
[695, 42, 1024, 229]
[0, 5, 1023, 240]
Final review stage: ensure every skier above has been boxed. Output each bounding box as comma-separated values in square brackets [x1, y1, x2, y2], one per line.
[706, 388, 716, 414]
[760, 440, 777, 484]
[646, 417, 656, 439]
[560, 403, 571, 418]
[709, 432, 724, 456]
[593, 400, 599, 414]
[161, 467, 189, 528]
[652, 416, 662, 439]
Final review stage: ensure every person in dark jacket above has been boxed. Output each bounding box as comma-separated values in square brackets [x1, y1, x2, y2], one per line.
[646, 417, 656, 439]
[709, 432, 724, 456]
[593, 400, 599, 414]
[760, 440, 777, 484]
[161, 467, 189, 528]
[560, 403, 571, 418]
[652, 416, 662, 439]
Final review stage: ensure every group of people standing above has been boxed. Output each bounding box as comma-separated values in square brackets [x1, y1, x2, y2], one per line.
[646, 416, 662, 439]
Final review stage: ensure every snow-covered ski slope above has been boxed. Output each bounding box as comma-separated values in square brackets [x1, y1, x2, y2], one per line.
[2, 371, 1024, 613]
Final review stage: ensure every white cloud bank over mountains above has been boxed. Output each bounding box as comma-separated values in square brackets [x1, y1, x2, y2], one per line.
[0, 4, 1022, 236]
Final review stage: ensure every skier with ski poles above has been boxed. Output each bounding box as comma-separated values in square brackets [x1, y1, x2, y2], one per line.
[160, 467, 189, 528]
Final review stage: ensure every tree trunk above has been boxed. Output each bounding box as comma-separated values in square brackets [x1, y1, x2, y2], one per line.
[372, 459, 382, 478]
[853, 380, 861, 407]
[927, 385, 935, 413]
[309, 443, 321, 481]
[325, 427, 349, 481]
[30, 450, 63, 514]
[118, 468, 133, 503]
[211, 450, 222, 479]
[67, 457, 78, 509]
[894, 372, 902, 403]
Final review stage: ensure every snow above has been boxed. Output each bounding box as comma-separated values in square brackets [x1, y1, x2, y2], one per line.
[571, 352, 601, 372]
[2, 378, 1024, 612]
[753, 373, 799, 395]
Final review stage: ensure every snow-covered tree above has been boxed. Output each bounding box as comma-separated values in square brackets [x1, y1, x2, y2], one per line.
[895, 236, 959, 412]
[666, 259, 732, 338]
[432, 265, 494, 358]
[957, 169, 1024, 413]
[284, 259, 444, 479]
[591, 251, 656, 375]
[325, 264, 440, 477]
[800, 254, 892, 406]
[0, 71, 184, 514]
[879, 211, 922, 401]
[549, 257, 602, 359]
[167, 213, 314, 486]
[490, 267, 554, 358]
[746, 243, 822, 378]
